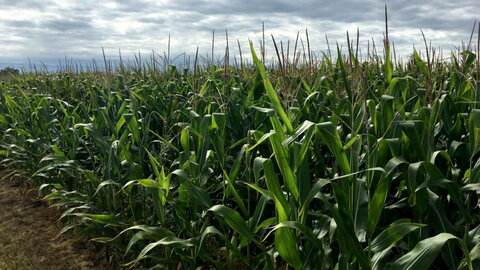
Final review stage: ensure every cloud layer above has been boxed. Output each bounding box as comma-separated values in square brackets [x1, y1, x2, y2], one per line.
[0, 0, 478, 69]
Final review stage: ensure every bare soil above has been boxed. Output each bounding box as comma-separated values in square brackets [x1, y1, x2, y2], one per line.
[0, 174, 117, 270]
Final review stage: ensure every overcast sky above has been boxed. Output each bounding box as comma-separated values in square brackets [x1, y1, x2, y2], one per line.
[0, 0, 478, 69]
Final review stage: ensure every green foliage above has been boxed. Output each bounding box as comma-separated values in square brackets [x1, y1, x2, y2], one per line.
[0, 67, 20, 76]
[0, 40, 479, 270]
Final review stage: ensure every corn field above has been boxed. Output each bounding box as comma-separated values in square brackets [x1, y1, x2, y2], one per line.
[0, 35, 480, 269]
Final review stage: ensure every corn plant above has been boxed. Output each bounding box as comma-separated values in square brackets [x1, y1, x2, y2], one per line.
[0, 31, 479, 269]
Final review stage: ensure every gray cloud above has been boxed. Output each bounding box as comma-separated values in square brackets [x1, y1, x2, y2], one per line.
[40, 18, 92, 32]
[0, 0, 478, 69]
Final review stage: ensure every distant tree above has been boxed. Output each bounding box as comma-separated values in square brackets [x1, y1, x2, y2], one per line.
[0, 67, 20, 76]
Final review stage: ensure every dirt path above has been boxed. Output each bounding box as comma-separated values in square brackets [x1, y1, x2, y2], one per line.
[0, 175, 116, 270]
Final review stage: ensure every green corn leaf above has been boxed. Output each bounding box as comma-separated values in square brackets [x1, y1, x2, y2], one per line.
[132, 236, 195, 264]
[461, 50, 476, 74]
[76, 214, 125, 226]
[370, 219, 425, 253]
[413, 50, 429, 78]
[246, 130, 275, 152]
[316, 122, 351, 175]
[208, 205, 255, 241]
[367, 175, 390, 237]
[97, 225, 175, 254]
[172, 169, 212, 208]
[123, 179, 163, 189]
[275, 226, 303, 268]
[469, 109, 480, 158]
[273, 221, 325, 254]
[384, 44, 393, 84]
[282, 120, 315, 147]
[198, 226, 244, 263]
[390, 233, 472, 270]
[208, 206, 262, 256]
[93, 180, 121, 197]
[337, 46, 352, 100]
[250, 41, 293, 132]
[321, 183, 371, 269]
[223, 171, 248, 216]
[262, 159, 291, 217]
[268, 132, 299, 202]
[462, 183, 480, 192]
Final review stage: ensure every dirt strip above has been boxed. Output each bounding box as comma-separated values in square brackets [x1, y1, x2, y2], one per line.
[0, 174, 116, 270]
